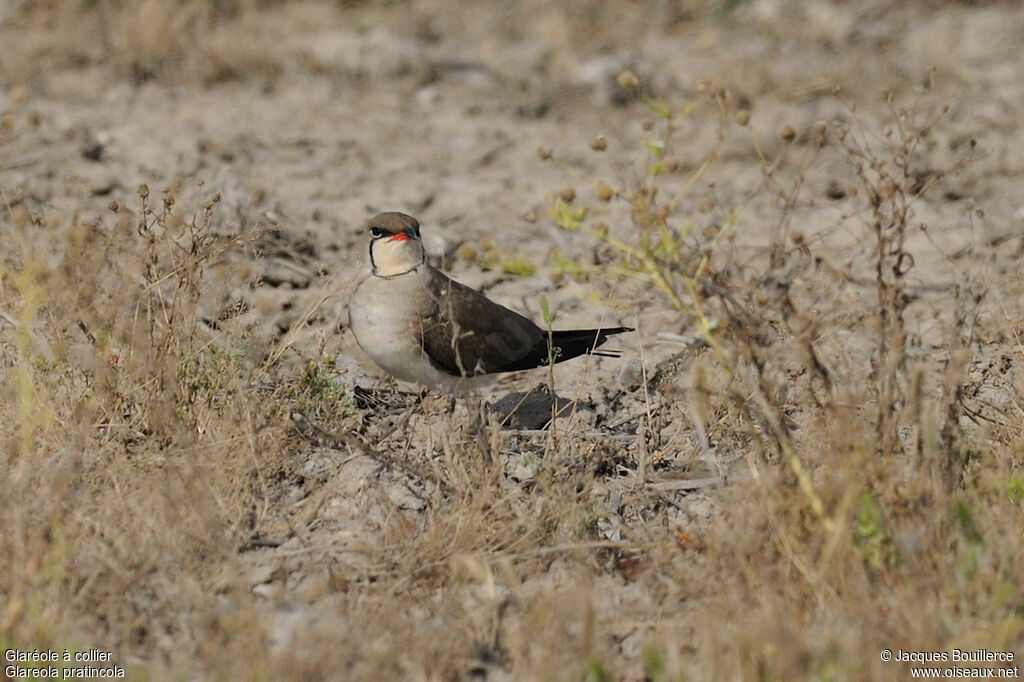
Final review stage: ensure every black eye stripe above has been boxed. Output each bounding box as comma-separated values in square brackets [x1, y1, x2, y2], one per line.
[369, 223, 420, 240]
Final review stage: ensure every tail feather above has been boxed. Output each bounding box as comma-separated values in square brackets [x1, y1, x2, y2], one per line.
[549, 326, 633, 363]
[495, 326, 633, 373]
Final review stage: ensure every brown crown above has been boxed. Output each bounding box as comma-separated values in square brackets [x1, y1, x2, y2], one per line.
[366, 212, 419, 235]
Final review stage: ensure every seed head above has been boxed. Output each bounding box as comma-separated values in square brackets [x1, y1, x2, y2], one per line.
[616, 71, 639, 89]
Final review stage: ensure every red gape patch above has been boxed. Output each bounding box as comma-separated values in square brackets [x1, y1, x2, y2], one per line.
[387, 232, 409, 242]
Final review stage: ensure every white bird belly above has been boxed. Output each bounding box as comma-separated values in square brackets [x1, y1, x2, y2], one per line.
[349, 273, 459, 390]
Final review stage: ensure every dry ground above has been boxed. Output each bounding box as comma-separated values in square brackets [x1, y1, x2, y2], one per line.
[2, 1, 1023, 680]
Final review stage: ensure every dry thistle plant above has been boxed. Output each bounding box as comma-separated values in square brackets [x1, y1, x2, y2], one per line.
[538, 75, 1020, 678]
[542, 74, 841, 531]
[0, 177, 313, 676]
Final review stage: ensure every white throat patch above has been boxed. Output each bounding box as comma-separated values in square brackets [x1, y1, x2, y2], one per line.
[370, 237, 425, 277]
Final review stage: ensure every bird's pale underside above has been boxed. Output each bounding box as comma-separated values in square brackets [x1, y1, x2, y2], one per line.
[349, 212, 632, 393]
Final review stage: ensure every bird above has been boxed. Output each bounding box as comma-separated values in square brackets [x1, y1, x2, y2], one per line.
[348, 212, 632, 393]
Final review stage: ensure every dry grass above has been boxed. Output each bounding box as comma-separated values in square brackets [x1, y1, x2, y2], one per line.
[537, 80, 1024, 678]
[1, 1, 1023, 681]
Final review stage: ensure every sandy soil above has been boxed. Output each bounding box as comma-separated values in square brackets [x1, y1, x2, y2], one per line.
[2, 1, 1023, 680]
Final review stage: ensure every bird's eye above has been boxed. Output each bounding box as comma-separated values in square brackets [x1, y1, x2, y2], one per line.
[369, 227, 384, 239]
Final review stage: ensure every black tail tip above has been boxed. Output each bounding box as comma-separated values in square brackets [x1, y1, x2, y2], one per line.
[587, 327, 633, 357]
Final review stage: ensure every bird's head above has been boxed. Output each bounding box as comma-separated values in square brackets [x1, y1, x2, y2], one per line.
[366, 212, 425, 277]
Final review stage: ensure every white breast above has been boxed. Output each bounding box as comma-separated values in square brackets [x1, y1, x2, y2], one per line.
[349, 269, 461, 391]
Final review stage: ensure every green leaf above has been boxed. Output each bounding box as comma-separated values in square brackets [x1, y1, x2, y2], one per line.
[646, 140, 665, 157]
[498, 257, 536, 276]
[549, 199, 586, 231]
[949, 132, 971, 151]
[647, 99, 671, 118]
[1008, 474, 1024, 505]
[643, 645, 666, 681]
[585, 658, 610, 682]
[551, 251, 587, 277]
[953, 498, 984, 544]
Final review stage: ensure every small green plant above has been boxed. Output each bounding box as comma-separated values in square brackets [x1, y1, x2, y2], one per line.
[178, 342, 249, 410]
[948, 132, 972, 151]
[497, 256, 536, 276]
[585, 657, 611, 682]
[463, 237, 538, 277]
[288, 358, 355, 424]
[8, 259, 48, 459]
[643, 645, 668, 682]
[953, 497, 985, 585]
[1007, 475, 1024, 506]
[852, 492, 898, 576]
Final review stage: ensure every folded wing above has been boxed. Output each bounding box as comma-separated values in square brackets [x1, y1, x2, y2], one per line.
[419, 269, 631, 377]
